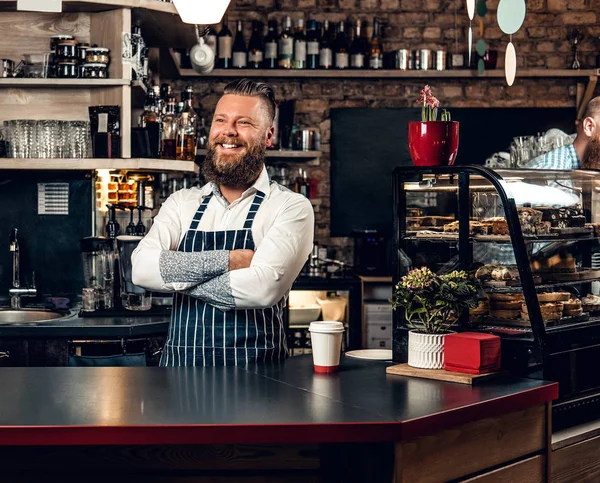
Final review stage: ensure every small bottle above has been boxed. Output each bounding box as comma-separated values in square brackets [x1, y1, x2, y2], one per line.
[278, 16, 293, 69]
[293, 18, 307, 69]
[217, 16, 233, 68]
[177, 86, 197, 161]
[205, 26, 217, 57]
[264, 20, 278, 68]
[248, 20, 264, 69]
[140, 88, 158, 127]
[334, 21, 349, 69]
[160, 98, 177, 159]
[369, 17, 383, 69]
[319, 20, 333, 69]
[306, 19, 320, 69]
[197, 117, 209, 150]
[232, 20, 247, 68]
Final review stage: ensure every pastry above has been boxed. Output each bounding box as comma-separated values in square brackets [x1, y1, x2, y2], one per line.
[423, 216, 455, 227]
[491, 266, 519, 281]
[406, 218, 421, 229]
[521, 302, 564, 321]
[407, 208, 424, 217]
[443, 220, 491, 235]
[443, 221, 460, 232]
[547, 254, 577, 274]
[486, 293, 524, 302]
[490, 309, 520, 319]
[489, 300, 522, 310]
[486, 217, 509, 235]
[475, 265, 494, 280]
[570, 215, 586, 227]
[563, 298, 582, 311]
[564, 308, 583, 317]
[537, 292, 571, 303]
[535, 221, 552, 235]
[582, 294, 600, 312]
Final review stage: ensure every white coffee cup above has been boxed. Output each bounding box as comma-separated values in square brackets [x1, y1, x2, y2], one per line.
[309, 321, 345, 373]
[190, 38, 215, 75]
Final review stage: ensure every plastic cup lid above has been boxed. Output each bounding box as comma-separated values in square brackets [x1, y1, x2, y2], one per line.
[309, 321, 345, 333]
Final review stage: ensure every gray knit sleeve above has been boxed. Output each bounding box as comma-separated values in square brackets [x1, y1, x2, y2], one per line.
[183, 273, 236, 311]
[159, 250, 229, 284]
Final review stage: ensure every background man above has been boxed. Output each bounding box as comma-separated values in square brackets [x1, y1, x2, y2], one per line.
[132, 78, 314, 367]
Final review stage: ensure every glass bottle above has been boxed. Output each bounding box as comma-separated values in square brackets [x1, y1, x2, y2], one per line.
[350, 19, 367, 69]
[248, 20, 264, 68]
[319, 20, 333, 69]
[197, 117, 209, 150]
[334, 21, 349, 69]
[160, 98, 177, 159]
[177, 86, 197, 161]
[278, 16, 293, 69]
[217, 16, 233, 69]
[369, 17, 383, 69]
[232, 20, 247, 68]
[306, 19, 320, 69]
[264, 20, 278, 69]
[205, 26, 217, 57]
[140, 87, 158, 127]
[293, 18, 307, 69]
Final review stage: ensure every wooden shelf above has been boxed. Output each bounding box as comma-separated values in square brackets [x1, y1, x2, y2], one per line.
[0, 158, 198, 172]
[196, 149, 321, 159]
[0, 78, 130, 87]
[0, 0, 177, 13]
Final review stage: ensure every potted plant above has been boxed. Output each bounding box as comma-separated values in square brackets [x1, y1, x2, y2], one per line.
[408, 85, 460, 167]
[391, 268, 480, 369]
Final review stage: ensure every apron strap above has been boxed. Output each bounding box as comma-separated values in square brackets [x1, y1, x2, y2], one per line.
[243, 190, 266, 229]
[189, 193, 213, 230]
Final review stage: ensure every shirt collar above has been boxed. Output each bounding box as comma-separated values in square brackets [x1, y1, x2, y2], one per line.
[569, 143, 581, 168]
[201, 165, 271, 205]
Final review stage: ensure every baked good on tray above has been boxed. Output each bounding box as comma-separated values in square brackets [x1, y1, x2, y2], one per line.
[491, 266, 519, 281]
[489, 308, 521, 319]
[490, 300, 522, 310]
[582, 294, 600, 312]
[537, 292, 571, 303]
[563, 299, 583, 317]
[521, 302, 564, 322]
[486, 293, 524, 302]
[443, 220, 492, 235]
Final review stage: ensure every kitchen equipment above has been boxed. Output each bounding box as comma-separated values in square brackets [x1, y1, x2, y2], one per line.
[80, 236, 115, 311]
[117, 235, 151, 311]
[1, 59, 15, 77]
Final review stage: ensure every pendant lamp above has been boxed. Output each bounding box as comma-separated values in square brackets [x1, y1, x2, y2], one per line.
[173, 0, 231, 25]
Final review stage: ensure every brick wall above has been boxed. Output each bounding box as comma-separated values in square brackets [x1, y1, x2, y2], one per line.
[173, 0, 600, 263]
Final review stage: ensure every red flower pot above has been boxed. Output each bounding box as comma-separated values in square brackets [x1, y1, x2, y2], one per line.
[408, 121, 460, 167]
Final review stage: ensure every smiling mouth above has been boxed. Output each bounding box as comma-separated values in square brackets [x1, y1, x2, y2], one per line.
[217, 142, 245, 150]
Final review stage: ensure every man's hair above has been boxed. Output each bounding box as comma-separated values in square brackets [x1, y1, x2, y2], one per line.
[583, 96, 600, 122]
[222, 78, 276, 125]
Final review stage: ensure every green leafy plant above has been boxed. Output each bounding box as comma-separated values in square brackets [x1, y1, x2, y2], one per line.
[417, 85, 452, 122]
[391, 267, 480, 334]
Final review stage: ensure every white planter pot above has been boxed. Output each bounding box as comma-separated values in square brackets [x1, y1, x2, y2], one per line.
[407, 330, 450, 369]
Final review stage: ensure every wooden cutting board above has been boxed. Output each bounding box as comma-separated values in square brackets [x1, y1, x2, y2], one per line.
[386, 364, 504, 385]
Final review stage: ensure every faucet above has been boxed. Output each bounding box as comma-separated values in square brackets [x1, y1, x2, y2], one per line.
[9, 228, 36, 309]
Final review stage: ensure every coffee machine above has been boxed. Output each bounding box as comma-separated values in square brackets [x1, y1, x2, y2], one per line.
[80, 236, 115, 312]
[353, 229, 391, 276]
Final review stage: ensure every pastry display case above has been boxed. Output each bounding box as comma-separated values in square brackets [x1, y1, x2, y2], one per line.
[392, 165, 600, 430]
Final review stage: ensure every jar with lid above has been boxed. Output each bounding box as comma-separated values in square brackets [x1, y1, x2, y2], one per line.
[82, 63, 108, 79]
[56, 40, 78, 61]
[76, 43, 90, 62]
[57, 60, 78, 78]
[49, 34, 74, 54]
[85, 47, 110, 65]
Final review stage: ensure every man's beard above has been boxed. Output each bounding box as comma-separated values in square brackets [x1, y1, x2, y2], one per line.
[202, 138, 266, 189]
[583, 133, 600, 169]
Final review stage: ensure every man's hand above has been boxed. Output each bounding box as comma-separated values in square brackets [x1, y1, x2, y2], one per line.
[229, 249, 254, 270]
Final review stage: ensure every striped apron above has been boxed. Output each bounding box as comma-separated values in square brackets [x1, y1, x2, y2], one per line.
[160, 190, 288, 367]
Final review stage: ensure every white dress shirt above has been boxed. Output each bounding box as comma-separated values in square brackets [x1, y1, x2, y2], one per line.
[132, 166, 315, 310]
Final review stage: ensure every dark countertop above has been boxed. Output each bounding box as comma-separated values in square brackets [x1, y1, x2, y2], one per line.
[0, 312, 170, 338]
[0, 354, 557, 446]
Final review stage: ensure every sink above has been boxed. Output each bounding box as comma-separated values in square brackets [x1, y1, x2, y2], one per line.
[0, 309, 66, 323]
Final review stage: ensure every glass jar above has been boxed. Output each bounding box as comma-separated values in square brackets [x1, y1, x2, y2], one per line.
[76, 43, 90, 62]
[85, 47, 110, 65]
[82, 62, 108, 79]
[49, 34, 74, 54]
[57, 60, 78, 78]
[56, 40, 78, 61]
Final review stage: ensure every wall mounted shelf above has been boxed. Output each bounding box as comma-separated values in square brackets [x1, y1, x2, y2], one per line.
[0, 78, 131, 87]
[0, 158, 198, 173]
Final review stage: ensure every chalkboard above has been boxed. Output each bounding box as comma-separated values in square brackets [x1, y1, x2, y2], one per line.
[331, 107, 576, 237]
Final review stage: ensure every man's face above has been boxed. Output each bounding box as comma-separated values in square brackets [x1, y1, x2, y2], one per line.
[582, 116, 600, 169]
[203, 94, 274, 188]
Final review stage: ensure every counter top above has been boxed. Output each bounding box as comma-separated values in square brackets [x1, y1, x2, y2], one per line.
[0, 355, 557, 446]
[0, 313, 169, 338]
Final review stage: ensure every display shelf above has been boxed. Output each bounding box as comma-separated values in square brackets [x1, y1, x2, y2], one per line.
[405, 233, 596, 243]
[482, 276, 600, 293]
[0, 78, 130, 87]
[0, 158, 198, 172]
[0, 0, 176, 12]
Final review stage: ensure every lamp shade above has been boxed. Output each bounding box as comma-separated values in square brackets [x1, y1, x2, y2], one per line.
[172, 0, 231, 25]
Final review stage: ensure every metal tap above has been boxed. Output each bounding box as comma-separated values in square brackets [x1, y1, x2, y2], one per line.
[9, 228, 36, 309]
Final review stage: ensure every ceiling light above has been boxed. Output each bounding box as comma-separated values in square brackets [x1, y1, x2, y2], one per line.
[172, 0, 231, 25]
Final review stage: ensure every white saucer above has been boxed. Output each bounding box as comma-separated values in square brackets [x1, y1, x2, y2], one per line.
[345, 349, 392, 361]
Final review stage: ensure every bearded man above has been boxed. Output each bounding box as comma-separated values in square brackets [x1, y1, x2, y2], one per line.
[132, 79, 314, 367]
[527, 96, 600, 169]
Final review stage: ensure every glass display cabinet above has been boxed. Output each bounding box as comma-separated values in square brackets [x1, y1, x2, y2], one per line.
[392, 166, 600, 430]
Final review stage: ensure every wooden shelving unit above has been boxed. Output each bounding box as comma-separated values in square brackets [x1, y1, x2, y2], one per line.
[0, 158, 198, 172]
[0, 79, 131, 87]
[0, 0, 176, 12]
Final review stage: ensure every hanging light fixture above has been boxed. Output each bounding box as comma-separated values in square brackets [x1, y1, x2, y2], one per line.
[172, 0, 231, 25]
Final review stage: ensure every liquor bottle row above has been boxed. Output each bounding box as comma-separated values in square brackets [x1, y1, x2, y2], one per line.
[138, 84, 208, 161]
[204, 16, 383, 70]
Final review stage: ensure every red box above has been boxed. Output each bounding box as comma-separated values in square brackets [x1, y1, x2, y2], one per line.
[444, 332, 501, 374]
